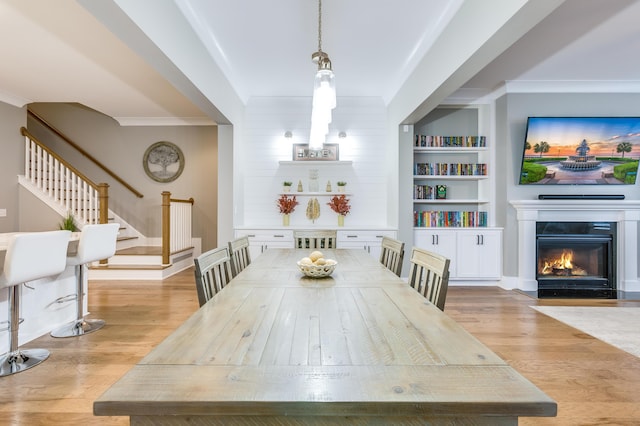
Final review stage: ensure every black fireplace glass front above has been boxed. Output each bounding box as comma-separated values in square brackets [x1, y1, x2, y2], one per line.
[536, 222, 616, 298]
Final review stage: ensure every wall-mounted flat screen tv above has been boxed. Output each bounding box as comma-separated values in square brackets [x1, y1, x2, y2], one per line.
[519, 117, 640, 185]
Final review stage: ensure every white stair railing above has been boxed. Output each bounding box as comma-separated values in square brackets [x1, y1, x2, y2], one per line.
[24, 132, 106, 225]
[171, 201, 193, 252]
[162, 192, 194, 265]
[22, 128, 195, 271]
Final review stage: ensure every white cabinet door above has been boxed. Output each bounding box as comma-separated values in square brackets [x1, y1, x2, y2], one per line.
[337, 230, 397, 260]
[456, 230, 502, 279]
[413, 228, 502, 280]
[235, 230, 294, 259]
[414, 230, 457, 276]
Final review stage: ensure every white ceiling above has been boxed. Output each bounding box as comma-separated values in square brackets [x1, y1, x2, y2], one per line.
[1, 0, 639, 125]
[175, 0, 463, 102]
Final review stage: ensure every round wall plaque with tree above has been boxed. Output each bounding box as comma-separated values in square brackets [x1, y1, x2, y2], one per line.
[143, 141, 185, 183]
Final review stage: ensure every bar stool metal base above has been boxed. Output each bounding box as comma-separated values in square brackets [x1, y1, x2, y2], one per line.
[50, 318, 105, 338]
[0, 348, 50, 377]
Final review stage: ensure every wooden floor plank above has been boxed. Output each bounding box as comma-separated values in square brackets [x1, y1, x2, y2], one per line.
[1, 270, 638, 425]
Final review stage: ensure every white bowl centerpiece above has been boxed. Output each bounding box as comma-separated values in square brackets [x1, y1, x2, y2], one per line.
[297, 250, 337, 278]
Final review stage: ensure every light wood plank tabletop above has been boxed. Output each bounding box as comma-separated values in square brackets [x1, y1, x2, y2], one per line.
[94, 249, 556, 425]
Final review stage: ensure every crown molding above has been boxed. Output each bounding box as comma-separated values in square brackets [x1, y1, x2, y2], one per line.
[503, 80, 640, 94]
[114, 116, 216, 126]
[0, 90, 31, 108]
[444, 80, 640, 106]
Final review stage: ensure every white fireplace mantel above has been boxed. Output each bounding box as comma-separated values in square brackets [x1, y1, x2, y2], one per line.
[510, 200, 640, 293]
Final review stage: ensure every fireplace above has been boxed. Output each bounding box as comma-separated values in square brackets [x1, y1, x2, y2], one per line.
[510, 200, 640, 296]
[536, 222, 616, 298]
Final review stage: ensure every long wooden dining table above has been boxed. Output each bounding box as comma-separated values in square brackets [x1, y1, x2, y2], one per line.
[94, 248, 556, 425]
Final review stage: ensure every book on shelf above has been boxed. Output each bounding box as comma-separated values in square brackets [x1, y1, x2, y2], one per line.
[413, 184, 448, 200]
[413, 210, 487, 227]
[413, 184, 435, 200]
[414, 163, 487, 176]
[414, 135, 486, 148]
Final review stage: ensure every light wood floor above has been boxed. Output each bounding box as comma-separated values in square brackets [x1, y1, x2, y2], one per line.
[1, 268, 639, 425]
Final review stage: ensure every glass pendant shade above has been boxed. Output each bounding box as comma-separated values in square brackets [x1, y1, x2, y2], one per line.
[309, 68, 336, 150]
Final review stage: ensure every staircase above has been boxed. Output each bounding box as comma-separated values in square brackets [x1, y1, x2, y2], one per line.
[89, 244, 197, 280]
[19, 128, 197, 280]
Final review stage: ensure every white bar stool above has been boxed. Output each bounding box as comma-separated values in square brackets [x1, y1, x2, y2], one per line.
[0, 230, 71, 377]
[51, 223, 119, 338]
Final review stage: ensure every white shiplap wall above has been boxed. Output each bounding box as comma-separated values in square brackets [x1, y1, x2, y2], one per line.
[239, 97, 391, 228]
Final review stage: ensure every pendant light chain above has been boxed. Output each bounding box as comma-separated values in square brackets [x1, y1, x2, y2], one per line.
[317, 0, 323, 54]
[309, 0, 336, 151]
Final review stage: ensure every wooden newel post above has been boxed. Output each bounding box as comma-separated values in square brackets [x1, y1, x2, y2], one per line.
[162, 191, 171, 265]
[98, 183, 110, 265]
[98, 183, 109, 224]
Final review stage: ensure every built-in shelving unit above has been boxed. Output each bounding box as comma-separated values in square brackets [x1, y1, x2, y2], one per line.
[412, 107, 491, 228]
[407, 105, 502, 282]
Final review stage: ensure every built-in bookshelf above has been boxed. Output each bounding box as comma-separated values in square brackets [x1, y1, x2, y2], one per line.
[412, 107, 491, 228]
[408, 105, 502, 282]
[412, 146, 489, 227]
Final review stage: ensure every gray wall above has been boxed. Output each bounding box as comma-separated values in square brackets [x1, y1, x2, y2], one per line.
[26, 103, 219, 251]
[498, 92, 640, 279]
[0, 102, 27, 233]
[18, 187, 62, 231]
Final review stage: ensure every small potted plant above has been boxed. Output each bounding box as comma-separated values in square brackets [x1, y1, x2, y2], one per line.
[327, 194, 351, 226]
[283, 181, 293, 192]
[336, 181, 347, 192]
[276, 194, 299, 226]
[59, 211, 76, 231]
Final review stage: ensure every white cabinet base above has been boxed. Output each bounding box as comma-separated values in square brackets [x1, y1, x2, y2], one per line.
[414, 228, 502, 280]
[337, 230, 398, 260]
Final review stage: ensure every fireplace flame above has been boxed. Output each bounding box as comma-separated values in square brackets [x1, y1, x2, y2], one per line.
[541, 250, 574, 275]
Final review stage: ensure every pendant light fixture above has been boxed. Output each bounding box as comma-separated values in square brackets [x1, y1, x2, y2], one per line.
[309, 0, 336, 150]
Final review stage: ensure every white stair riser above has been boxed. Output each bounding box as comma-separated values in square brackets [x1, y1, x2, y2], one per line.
[108, 255, 164, 265]
[88, 261, 193, 281]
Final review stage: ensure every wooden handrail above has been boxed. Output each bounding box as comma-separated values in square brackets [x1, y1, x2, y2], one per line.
[26, 110, 144, 198]
[170, 197, 195, 204]
[21, 127, 100, 190]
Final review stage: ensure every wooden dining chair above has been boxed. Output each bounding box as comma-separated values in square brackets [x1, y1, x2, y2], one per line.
[379, 236, 405, 276]
[294, 230, 337, 249]
[228, 236, 251, 277]
[407, 247, 450, 311]
[193, 247, 234, 307]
